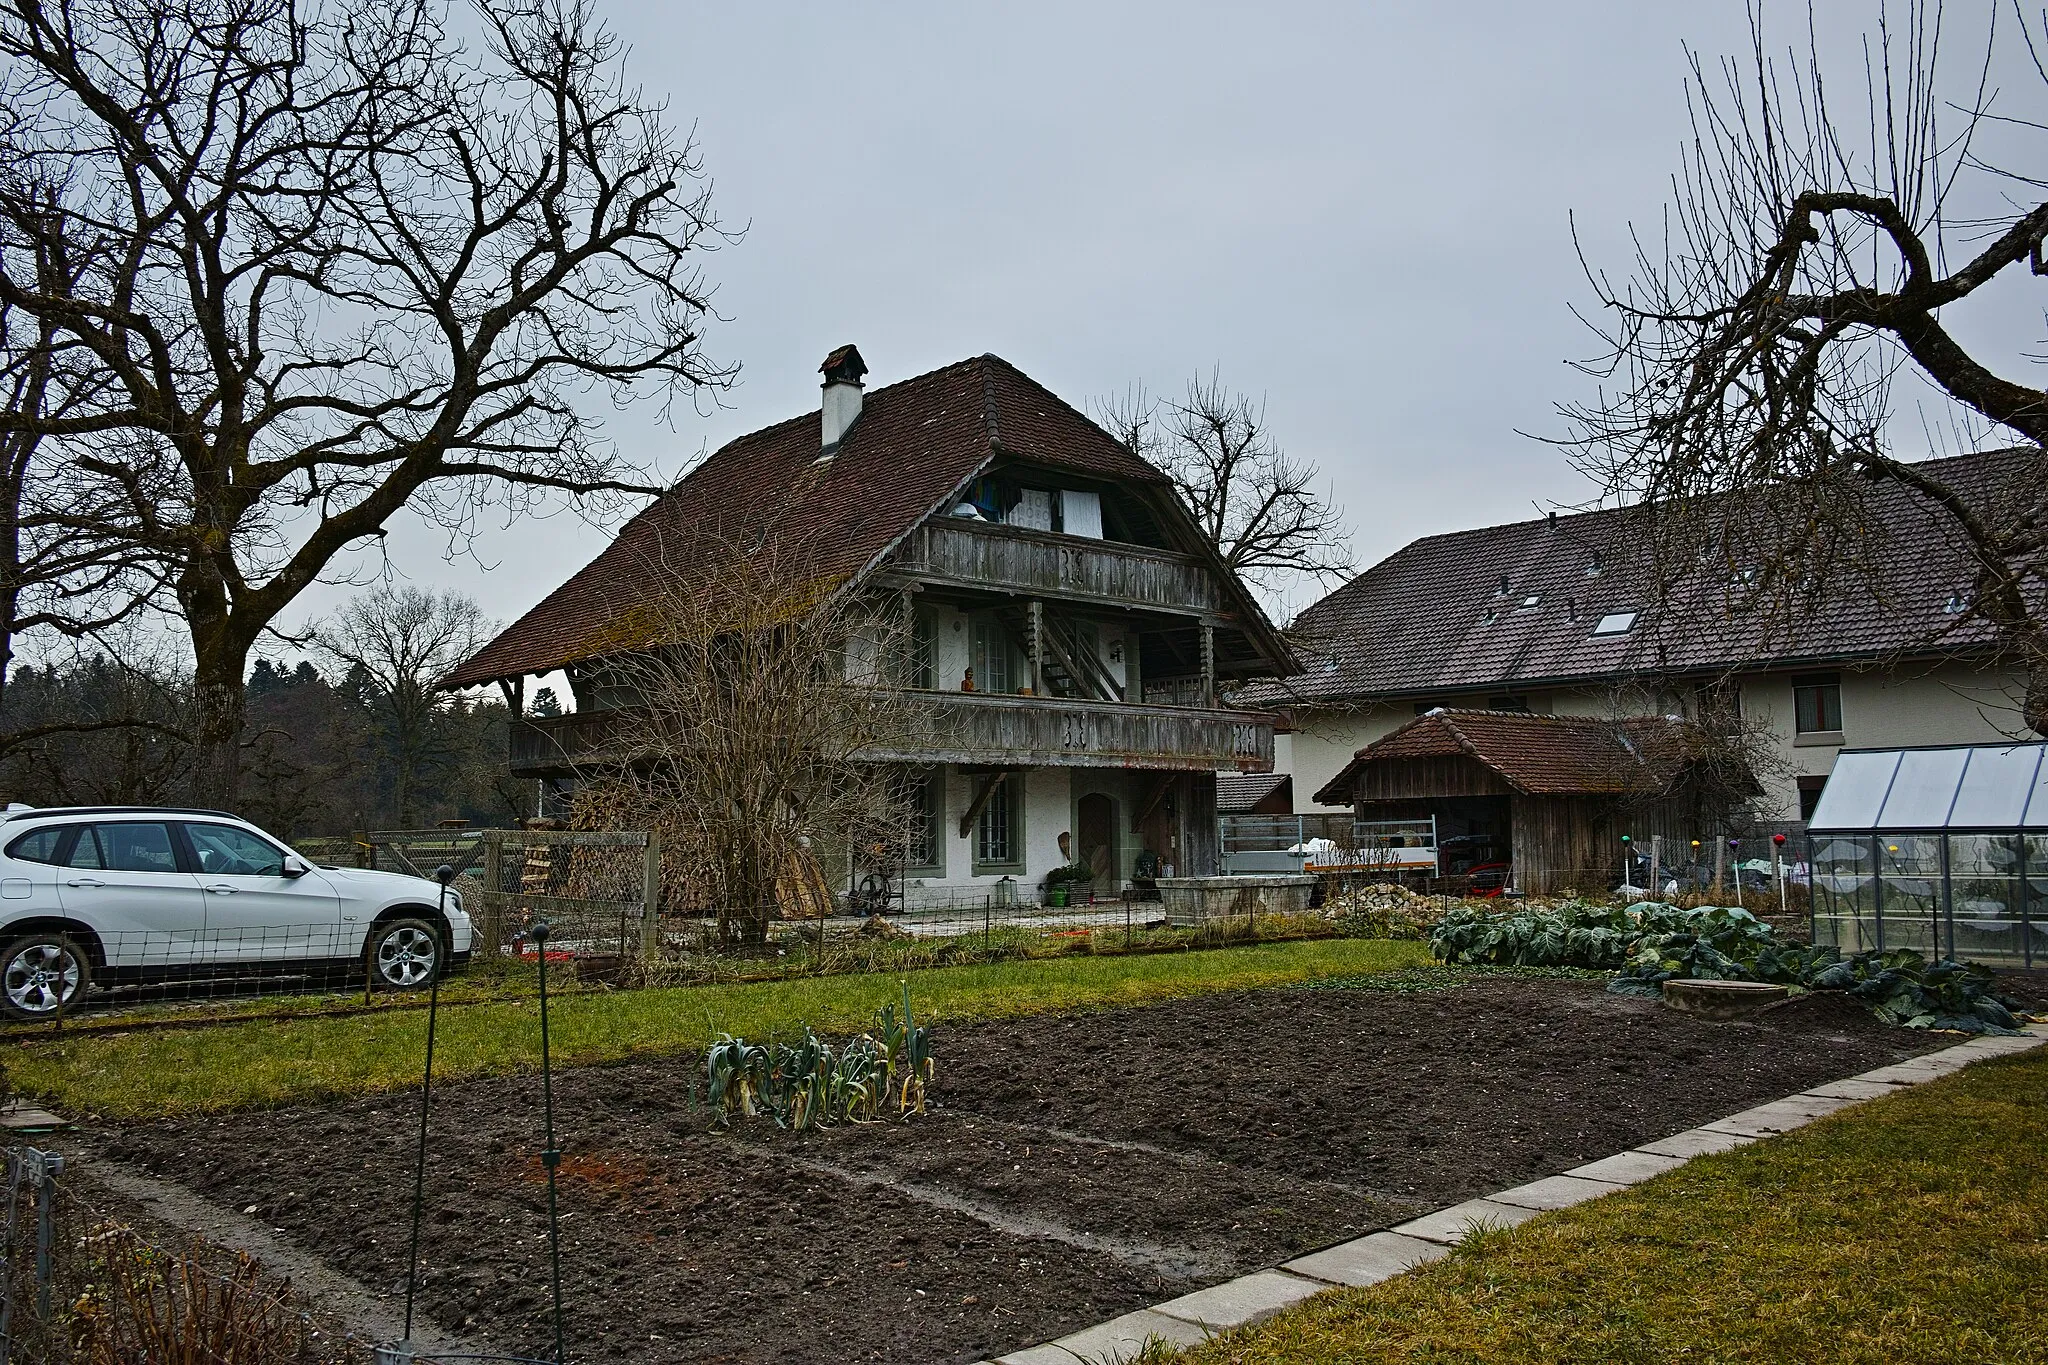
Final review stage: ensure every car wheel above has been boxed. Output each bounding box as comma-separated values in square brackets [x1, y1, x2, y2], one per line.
[369, 917, 443, 991]
[1, 934, 91, 1021]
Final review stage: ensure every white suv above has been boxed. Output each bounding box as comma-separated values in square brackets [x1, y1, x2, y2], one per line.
[0, 806, 474, 1020]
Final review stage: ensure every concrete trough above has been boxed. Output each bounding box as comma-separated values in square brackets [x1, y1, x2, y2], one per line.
[1155, 874, 1316, 927]
[1661, 978, 1789, 1020]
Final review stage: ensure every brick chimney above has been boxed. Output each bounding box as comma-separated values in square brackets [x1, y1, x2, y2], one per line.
[819, 344, 868, 456]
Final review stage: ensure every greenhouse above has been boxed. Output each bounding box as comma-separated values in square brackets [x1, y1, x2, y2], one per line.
[1807, 742, 2048, 968]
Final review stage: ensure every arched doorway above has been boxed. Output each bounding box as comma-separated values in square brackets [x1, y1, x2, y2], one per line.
[1077, 792, 1117, 885]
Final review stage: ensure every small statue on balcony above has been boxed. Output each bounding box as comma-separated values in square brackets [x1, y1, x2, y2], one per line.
[961, 666, 975, 693]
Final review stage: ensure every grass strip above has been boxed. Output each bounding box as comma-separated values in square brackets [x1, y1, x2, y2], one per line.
[4, 937, 1430, 1119]
[1175, 1043, 2048, 1365]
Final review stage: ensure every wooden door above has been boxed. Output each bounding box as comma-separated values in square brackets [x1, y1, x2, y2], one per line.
[1078, 793, 1116, 882]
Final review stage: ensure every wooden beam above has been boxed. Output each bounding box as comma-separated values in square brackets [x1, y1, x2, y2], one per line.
[959, 770, 1012, 838]
[497, 676, 524, 715]
[1134, 773, 1176, 830]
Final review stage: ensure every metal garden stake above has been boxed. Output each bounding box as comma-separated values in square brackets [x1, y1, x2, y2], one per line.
[532, 920, 567, 1364]
[400, 864, 454, 1348]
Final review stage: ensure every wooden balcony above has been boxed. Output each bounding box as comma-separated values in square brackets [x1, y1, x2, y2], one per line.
[891, 519, 1222, 616]
[508, 692, 1273, 778]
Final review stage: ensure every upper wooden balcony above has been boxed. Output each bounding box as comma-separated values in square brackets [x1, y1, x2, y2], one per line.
[889, 519, 1223, 617]
[508, 690, 1273, 778]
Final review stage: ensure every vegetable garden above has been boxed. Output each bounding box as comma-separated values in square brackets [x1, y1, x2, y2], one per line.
[77, 960, 1949, 1364]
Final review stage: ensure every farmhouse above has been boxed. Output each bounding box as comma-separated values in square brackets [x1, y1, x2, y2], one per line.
[1260, 448, 2035, 820]
[449, 348, 1296, 906]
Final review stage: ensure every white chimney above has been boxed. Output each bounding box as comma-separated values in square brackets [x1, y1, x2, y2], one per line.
[818, 344, 868, 456]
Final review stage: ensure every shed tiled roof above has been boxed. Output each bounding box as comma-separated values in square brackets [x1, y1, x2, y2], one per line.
[1312, 709, 1696, 805]
[1217, 771, 1291, 813]
[449, 354, 1214, 688]
[1251, 447, 2043, 708]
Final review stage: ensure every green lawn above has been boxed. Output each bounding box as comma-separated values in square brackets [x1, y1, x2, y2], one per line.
[1175, 1044, 2048, 1365]
[3, 937, 1429, 1119]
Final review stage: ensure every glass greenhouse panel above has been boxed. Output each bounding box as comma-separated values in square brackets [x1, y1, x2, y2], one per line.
[1807, 750, 1900, 830]
[1811, 836, 1877, 954]
[2028, 834, 2048, 969]
[1947, 833, 2027, 967]
[1877, 835, 1943, 956]
[1877, 748, 1972, 827]
[1949, 746, 2045, 827]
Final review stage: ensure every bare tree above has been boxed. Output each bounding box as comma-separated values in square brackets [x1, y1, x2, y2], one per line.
[0, 0, 734, 802]
[1563, 2, 2048, 733]
[314, 585, 493, 827]
[568, 538, 930, 946]
[1097, 371, 1352, 606]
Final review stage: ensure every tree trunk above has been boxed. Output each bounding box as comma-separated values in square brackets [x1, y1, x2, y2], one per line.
[190, 644, 250, 809]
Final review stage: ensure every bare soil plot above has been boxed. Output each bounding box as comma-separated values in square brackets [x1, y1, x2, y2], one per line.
[82, 978, 1937, 1365]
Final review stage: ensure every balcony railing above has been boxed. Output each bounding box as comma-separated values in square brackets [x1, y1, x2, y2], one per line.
[508, 691, 1273, 777]
[892, 520, 1221, 616]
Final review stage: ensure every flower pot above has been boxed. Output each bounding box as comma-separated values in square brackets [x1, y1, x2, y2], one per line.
[1047, 888, 1069, 908]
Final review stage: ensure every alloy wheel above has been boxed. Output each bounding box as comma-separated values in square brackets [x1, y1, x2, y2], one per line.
[5, 943, 81, 1016]
[376, 925, 439, 987]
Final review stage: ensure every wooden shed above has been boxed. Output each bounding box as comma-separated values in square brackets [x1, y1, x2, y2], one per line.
[1313, 709, 1735, 895]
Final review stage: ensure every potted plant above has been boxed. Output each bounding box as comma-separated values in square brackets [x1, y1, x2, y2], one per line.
[1042, 862, 1093, 907]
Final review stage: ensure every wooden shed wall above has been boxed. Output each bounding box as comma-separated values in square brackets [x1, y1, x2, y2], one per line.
[1352, 756, 1514, 802]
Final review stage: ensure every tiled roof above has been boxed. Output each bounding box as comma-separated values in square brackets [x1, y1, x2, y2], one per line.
[449, 354, 1204, 688]
[1312, 709, 1697, 805]
[1217, 772, 1291, 813]
[1250, 447, 2042, 708]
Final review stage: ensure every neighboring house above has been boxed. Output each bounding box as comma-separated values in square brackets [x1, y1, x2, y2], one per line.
[1252, 448, 2037, 835]
[447, 348, 1296, 905]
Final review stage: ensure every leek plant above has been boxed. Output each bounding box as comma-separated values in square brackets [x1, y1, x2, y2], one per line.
[702, 982, 939, 1130]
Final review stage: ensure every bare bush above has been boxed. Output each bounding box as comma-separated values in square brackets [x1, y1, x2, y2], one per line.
[570, 539, 931, 944]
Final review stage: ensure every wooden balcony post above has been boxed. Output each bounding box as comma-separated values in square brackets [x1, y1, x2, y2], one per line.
[1200, 622, 1216, 708]
[1027, 599, 1045, 696]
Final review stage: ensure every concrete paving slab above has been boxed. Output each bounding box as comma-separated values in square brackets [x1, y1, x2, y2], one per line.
[1636, 1127, 1757, 1158]
[1392, 1197, 1540, 1245]
[995, 1309, 1211, 1365]
[1944, 1034, 2047, 1056]
[1853, 1062, 1947, 1085]
[1801, 1078, 1907, 1100]
[1703, 1094, 1854, 1137]
[1565, 1149, 1689, 1184]
[1152, 1270, 1325, 1330]
[1488, 1174, 1627, 1211]
[0, 1109, 68, 1130]
[1285, 1231, 1449, 1287]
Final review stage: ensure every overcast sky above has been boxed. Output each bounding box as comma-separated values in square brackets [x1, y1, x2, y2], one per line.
[290, 1, 2040, 644]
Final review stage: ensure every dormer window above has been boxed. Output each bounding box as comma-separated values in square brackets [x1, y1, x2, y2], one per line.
[1591, 609, 1638, 636]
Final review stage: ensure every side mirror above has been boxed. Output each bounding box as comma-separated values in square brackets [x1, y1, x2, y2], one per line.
[282, 856, 311, 879]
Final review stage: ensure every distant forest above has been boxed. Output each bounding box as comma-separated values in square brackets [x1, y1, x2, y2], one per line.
[0, 587, 554, 839]
[0, 653, 532, 839]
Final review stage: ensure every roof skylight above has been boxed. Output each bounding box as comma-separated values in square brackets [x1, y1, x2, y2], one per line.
[1591, 609, 1638, 636]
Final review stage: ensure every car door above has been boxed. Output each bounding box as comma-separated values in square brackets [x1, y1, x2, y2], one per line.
[180, 822, 346, 964]
[52, 821, 208, 970]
